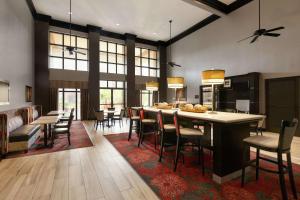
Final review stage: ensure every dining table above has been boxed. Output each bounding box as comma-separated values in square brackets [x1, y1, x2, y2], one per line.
[143, 107, 265, 184]
[47, 110, 68, 116]
[31, 115, 60, 147]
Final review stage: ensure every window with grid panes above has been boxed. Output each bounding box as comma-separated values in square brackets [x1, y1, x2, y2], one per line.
[99, 80, 126, 110]
[135, 47, 159, 77]
[99, 41, 126, 74]
[49, 32, 88, 71]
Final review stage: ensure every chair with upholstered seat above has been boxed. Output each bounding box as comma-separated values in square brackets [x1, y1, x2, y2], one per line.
[94, 110, 108, 130]
[127, 108, 140, 141]
[157, 110, 177, 162]
[112, 109, 125, 127]
[138, 108, 157, 148]
[241, 118, 298, 200]
[173, 111, 205, 174]
[59, 108, 74, 122]
[52, 114, 74, 146]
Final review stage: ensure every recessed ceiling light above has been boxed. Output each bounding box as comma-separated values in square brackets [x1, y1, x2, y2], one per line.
[116, 23, 120, 26]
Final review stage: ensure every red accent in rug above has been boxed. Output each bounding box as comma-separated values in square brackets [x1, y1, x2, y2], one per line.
[105, 133, 300, 200]
[7, 121, 93, 158]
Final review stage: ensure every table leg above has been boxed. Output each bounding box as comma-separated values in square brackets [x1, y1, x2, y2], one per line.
[44, 124, 48, 147]
[212, 122, 250, 184]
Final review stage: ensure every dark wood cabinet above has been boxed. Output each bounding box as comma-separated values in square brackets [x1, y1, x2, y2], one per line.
[199, 72, 260, 114]
[266, 76, 300, 136]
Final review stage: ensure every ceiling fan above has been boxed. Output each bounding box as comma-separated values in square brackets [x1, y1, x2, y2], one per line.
[238, 0, 285, 44]
[168, 20, 182, 68]
[64, 0, 86, 55]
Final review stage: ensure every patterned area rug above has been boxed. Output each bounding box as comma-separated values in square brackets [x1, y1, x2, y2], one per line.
[105, 133, 300, 200]
[7, 121, 93, 158]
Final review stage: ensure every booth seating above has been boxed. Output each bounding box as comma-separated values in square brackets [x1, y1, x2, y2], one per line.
[0, 106, 42, 155]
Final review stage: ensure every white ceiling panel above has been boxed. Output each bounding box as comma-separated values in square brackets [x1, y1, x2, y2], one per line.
[33, 0, 212, 41]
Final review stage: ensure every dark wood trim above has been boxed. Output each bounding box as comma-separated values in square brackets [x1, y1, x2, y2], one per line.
[158, 44, 167, 102]
[25, 0, 37, 18]
[227, 0, 253, 13]
[195, 0, 228, 14]
[168, 14, 220, 45]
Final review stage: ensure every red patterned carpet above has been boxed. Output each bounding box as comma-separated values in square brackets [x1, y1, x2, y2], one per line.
[7, 121, 93, 158]
[105, 133, 300, 200]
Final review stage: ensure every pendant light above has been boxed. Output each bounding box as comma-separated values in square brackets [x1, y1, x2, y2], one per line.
[168, 20, 182, 68]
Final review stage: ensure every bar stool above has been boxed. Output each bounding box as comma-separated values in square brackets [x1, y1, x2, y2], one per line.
[173, 111, 205, 175]
[241, 118, 298, 200]
[138, 108, 157, 148]
[157, 110, 177, 162]
[127, 108, 140, 141]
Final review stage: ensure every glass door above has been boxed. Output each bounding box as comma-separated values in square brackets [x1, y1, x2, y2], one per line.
[58, 88, 81, 120]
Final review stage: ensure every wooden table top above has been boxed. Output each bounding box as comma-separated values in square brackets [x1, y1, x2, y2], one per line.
[144, 107, 264, 124]
[31, 116, 60, 125]
[47, 110, 67, 116]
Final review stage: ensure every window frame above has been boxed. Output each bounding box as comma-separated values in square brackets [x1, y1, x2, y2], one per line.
[135, 47, 159, 77]
[99, 80, 126, 109]
[99, 40, 126, 75]
[58, 88, 81, 120]
[49, 31, 89, 71]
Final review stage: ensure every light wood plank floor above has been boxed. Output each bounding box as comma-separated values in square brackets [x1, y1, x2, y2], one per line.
[1, 120, 300, 200]
[0, 120, 159, 200]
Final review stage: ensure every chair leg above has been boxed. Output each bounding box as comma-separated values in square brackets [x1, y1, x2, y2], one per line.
[138, 123, 143, 147]
[173, 136, 181, 172]
[68, 132, 71, 145]
[201, 145, 205, 176]
[96, 121, 98, 130]
[278, 152, 288, 200]
[256, 148, 260, 180]
[241, 145, 248, 187]
[287, 152, 298, 199]
[128, 120, 133, 141]
[159, 132, 164, 162]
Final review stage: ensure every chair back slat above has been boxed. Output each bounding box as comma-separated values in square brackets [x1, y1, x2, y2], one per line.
[173, 111, 180, 136]
[139, 108, 145, 120]
[279, 118, 298, 151]
[157, 110, 164, 131]
[67, 115, 74, 131]
[94, 110, 105, 121]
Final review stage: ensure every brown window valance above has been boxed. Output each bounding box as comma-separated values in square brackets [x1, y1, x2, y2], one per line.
[50, 80, 88, 89]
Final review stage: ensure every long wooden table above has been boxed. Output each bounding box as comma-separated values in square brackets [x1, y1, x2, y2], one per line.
[143, 107, 264, 184]
[31, 116, 60, 147]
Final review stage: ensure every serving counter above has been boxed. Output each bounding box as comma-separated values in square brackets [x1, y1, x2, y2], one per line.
[143, 107, 264, 183]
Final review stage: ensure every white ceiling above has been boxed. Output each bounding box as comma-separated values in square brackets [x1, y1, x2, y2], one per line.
[219, 0, 236, 5]
[33, 0, 212, 41]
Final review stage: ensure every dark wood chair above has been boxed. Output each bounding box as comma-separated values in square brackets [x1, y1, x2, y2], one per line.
[157, 110, 177, 162]
[113, 109, 125, 127]
[59, 108, 74, 122]
[138, 108, 157, 148]
[241, 118, 298, 200]
[173, 111, 205, 175]
[94, 110, 108, 130]
[128, 108, 140, 141]
[52, 114, 74, 146]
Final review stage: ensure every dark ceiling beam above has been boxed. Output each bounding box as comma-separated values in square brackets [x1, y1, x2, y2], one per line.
[194, 0, 228, 14]
[25, 0, 37, 17]
[167, 14, 220, 45]
[227, 0, 253, 13]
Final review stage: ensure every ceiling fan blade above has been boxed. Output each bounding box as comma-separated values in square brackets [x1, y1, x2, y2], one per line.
[263, 33, 280, 37]
[237, 34, 256, 43]
[250, 35, 259, 43]
[266, 26, 285, 33]
[74, 50, 86, 55]
[168, 61, 182, 68]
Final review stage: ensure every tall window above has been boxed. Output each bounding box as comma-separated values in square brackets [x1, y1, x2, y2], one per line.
[58, 88, 81, 120]
[99, 80, 126, 110]
[49, 32, 88, 71]
[135, 48, 159, 77]
[140, 90, 153, 107]
[99, 41, 126, 74]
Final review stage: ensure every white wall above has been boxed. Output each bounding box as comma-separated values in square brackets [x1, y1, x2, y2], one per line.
[168, 0, 300, 113]
[0, 0, 34, 111]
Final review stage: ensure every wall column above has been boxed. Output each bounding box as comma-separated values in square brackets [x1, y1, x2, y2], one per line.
[35, 19, 50, 115]
[158, 42, 167, 102]
[87, 26, 100, 118]
[125, 34, 138, 107]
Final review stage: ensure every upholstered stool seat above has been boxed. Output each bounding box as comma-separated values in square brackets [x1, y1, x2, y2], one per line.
[131, 116, 140, 120]
[179, 128, 203, 136]
[141, 119, 156, 124]
[243, 135, 278, 151]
